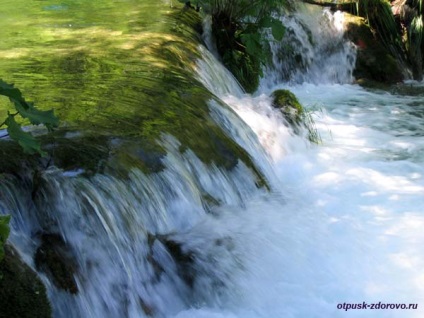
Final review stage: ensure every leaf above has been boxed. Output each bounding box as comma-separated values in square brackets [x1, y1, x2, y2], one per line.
[0, 79, 58, 129]
[259, 17, 285, 41]
[240, 32, 262, 56]
[0, 215, 11, 263]
[0, 80, 25, 103]
[5, 114, 46, 156]
[259, 16, 273, 28]
[14, 102, 59, 130]
[270, 19, 285, 41]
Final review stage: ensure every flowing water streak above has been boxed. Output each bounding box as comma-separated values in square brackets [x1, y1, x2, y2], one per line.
[3, 134, 268, 318]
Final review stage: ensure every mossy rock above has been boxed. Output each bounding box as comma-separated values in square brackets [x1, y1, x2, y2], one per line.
[0, 245, 51, 318]
[271, 89, 304, 126]
[271, 89, 321, 143]
[344, 14, 404, 84]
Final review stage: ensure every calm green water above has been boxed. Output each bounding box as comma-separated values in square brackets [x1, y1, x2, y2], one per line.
[0, 0, 168, 120]
[0, 0, 259, 176]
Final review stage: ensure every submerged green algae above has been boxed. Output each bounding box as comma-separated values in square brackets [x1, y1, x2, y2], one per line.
[0, 1, 267, 186]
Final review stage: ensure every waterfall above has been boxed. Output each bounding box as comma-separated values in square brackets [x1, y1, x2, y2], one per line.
[261, 5, 357, 88]
[2, 4, 424, 318]
[3, 132, 268, 317]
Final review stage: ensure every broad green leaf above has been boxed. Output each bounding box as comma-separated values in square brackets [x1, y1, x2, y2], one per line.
[0, 80, 58, 129]
[5, 114, 46, 156]
[240, 33, 262, 56]
[258, 17, 285, 41]
[259, 16, 273, 28]
[270, 18, 285, 41]
[14, 101, 59, 130]
[0, 215, 11, 262]
[0, 80, 25, 104]
[0, 79, 58, 129]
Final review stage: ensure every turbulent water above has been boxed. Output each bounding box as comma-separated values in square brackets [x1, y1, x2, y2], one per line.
[186, 8, 424, 318]
[191, 81, 424, 318]
[261, 6, 356, 88]
[2, 4, 424, 318]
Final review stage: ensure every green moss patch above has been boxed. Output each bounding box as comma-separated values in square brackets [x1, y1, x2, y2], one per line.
[271, 89, 304, 126]
[271, 89, 321, 144]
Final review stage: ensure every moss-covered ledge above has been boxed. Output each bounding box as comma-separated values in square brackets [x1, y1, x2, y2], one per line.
[0, 4, 268, 189]
[0, 245, 51, 318]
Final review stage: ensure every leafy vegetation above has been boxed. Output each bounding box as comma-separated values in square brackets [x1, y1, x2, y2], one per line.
[344, 13, 404, 83]
[0, 80, 59, 156]
[300, 0, 423, 80]
[181, 0, 293, 92]
[357, 0, 403, 57]
[352, 0, 424, 80]
[404, 0, 424, 79]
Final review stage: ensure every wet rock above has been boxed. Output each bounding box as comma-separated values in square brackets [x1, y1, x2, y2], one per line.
[0, 245, 51, 318]
[139, 297, 155, 317]
[34, 233, 78, 294]
[146, 233, 165, 281]
[201, 193, 221, 213]
[154, 234, 195, 288]
[147, 232, 203, 289]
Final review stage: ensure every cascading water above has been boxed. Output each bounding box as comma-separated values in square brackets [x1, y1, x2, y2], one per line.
[191, 6, 424, 318]
[1, 4, 424, 318]
[261, 5, 357, 88]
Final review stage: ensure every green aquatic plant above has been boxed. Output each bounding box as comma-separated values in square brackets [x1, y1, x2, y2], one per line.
[0, 80, 59, 156]
[404, 0, 424, 79]
[302, 108, 322, 144]
[410, 14, 424, 48]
